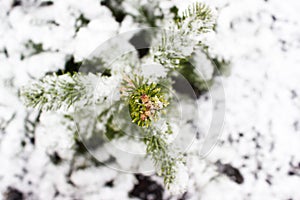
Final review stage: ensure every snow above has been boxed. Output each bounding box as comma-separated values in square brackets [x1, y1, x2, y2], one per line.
[0, 0, 300, 199]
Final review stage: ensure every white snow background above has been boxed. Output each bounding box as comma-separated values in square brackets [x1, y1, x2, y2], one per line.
[0, 0, 300, 199]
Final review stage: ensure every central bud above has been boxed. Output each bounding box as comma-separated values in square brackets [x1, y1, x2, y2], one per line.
[128, 82, 169, 127]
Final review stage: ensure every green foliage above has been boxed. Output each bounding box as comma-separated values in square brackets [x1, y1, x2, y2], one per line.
[178, 61, 211, 92]
[178, 2, 214, 31]
[144, 133, 182, 187]
[24, 40, 44, 58]
[172, 3, 216, 36]
[105, 115, 124, 140]
[133, 2, 164, 27]
[20, 73, 86, 111]
[151, 2, 216, 71]
[25, 40, 44, 54]
[212, 58, 231, 76]
[20, 1, 225, 190]
[125, 77, 169, 127]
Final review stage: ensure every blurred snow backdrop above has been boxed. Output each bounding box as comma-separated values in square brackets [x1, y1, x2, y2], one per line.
[0, 0, 300, 199]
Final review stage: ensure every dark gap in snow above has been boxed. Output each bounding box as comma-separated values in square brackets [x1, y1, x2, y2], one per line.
[253, 172, 258, 180]
[48, 20, 60, 26]
[24, 111, 42, 145]
[73, 136, 111, 166]
[170, 6, 179, 22]
[129, 31, 150, 58]
[49, 151, 62, 165]
[105, 180, 114, 187]
[22, 168, 28, 174]
[288, 171, 296, 176]
[11, 0, 22, 8]
[74, 137, 89, 155]
[0, 112, 16, 133]
[24, 40, 44, 57]
[129, 174, 163, 200]
[101, 0, 126, 23]
[291, 90, 297, 99]
[75, 14, 90, 33]
[3, 187, 24, 200]
[216, 161, 244, 184]
[287, 158, 300, 176]
[196, 132, 200, 139]
[21, 140, 26, 147]
[66, 167, 77, 187]
[54, 188, 60, 198]
[56, 56, 81, 75]
[40, 1, 54, 7]
[228, 134, 233, 144]
[247, 18, 253, 23]
[101, 68, 112, 77]
[0, 48, 9, 58]
[230, 21, 234, 29]
[269, 141, 275, 152]
[257, 161, 262, 170]
[178, 192, 188, 200]
[171, 75, 206, 98]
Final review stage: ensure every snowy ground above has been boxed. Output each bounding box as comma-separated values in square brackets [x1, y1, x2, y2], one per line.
[0, 0, 300, 199]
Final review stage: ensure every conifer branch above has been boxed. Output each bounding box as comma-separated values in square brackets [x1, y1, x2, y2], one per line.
[144, 130, 184, 187]
[20, 73, 100, 111]
[151, 3, 216, 70]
